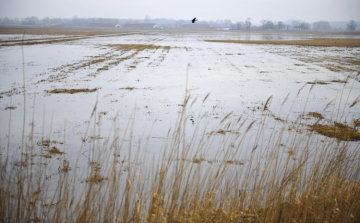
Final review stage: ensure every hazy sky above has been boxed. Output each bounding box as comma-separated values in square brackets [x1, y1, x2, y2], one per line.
[1, 0, 359, 23]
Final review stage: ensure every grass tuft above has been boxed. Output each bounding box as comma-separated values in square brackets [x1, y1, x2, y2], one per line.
[46, 88, 98, 94]
[5, 106, 17, 110]
[307, 81, 329, 85]
[48, 147, 65, 154]
[354, 119, 360, 128]
[119, 87, 135, 91]
[85, 174, 106, 183]
[309, 122, 360, 141]
[40, 154, 52, 159]
[308, 111, 324, 119]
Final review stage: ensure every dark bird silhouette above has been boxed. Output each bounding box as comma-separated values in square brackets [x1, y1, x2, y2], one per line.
[192, 17, 197, 23]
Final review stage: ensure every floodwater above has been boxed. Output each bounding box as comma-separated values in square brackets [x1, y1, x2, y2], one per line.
[1, 30, 360, 178]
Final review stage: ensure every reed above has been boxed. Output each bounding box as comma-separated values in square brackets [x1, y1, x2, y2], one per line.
[1, 87, 359, 223]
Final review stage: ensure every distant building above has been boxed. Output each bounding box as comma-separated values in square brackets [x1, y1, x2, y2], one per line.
[88, 23, 121, 28]
[123, 23, 159, 29]
[182, 24, 212, 28]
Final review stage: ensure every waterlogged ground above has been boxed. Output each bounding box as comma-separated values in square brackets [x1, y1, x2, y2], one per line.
[1, 30, 360, 182]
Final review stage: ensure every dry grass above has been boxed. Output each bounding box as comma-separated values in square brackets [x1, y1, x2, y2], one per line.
[40, 154, 52, 159]
[37, 139, 62, 147]
[306, 81, 329, 85]
[1, 96, 360, 222]
[85, 174, 106, 183]
[119, 87, 135, 91]
[309, 122, 360, 141]
[1, 36, 89, 46]
[4, 106, 17, 110]
[308, 111, 324, 119]
[48, 147, 65, 154]
[215, 129, 239, 134]
[206, 38, 360, 47]
[61, 160, 71, 173]
[331, 79, 348, 83]
[191, 158, 206, 163]
[46, 88, 98, 94]
[355, 119, 360, 128]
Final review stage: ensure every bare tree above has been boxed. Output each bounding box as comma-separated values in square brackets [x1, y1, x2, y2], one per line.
[277, 21, 285, 30]
[292, 20, 310, 31]
[347, 20, 358, 31]
[145, 15, 151, 22]
[261, 20, 267, 30]
[245, 18, 251, 30]
[312, 21, 331, 30]
[264, 21, 275, 30]
[231, 21, 243, 30]
[236, 22, 243, 30]
[224, 19, 232, 28]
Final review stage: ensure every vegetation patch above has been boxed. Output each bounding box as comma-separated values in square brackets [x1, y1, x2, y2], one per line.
[226, 160, 245, 165]
[61, 160, 70, 173]
[306, 81, 329, 85]
[119, 87, 135, 91]
[1, 36, 89, 47]
[331, 79, 348, 83]
[215, 129, 239, 134]
[85, 174, 106, 183]
[48, 147, 65, 154]
[5, 106, 17, 110]
[308, 112, 324, 119]
[206, 38, 360, 47]
[354, 119, 360, 128]
[309, 122, 360, 141]
[37, 139, 62, 147]
[192, 158, 206, 163]
[40, 154, 52, 159]
[46, 88, 98, 94]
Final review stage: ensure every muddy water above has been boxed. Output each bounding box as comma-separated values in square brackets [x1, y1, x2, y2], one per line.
[0, 31, 359, 176]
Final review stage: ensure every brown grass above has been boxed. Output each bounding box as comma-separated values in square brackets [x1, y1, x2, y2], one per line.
[85, 174, 106, 183]
[37, 139, 62, 147]
[331, 79, 348, 83]
[48, 147, 65, 154]
[206, 38, 360, 47]
[119, 87, 135, 91]
[40, 154, 52, 159]
[1, 97, 360, 222]
[1, 36, 89, 46]
[215, 129, 239, 134]
[354, 119, 360, 128]
[306, 81, 329, 85]
[4, 106, 17, 110]
[46, 88, 98, 94]
[309, 122, 360, 141]
[308, 111, 324, 119]
[61, 160, 71, 173]
[191, 158, 206, 163]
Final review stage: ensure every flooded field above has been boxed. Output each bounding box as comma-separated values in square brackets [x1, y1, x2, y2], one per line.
[1, 28, 360, 222]
[1, 29, 359, 154]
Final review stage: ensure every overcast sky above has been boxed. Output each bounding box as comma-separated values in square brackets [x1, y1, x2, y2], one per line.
[1, 0, 359, 23]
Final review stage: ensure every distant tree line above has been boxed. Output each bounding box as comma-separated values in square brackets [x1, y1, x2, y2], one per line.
[258, 20, 287, 30]
[0, 16, 358, 31]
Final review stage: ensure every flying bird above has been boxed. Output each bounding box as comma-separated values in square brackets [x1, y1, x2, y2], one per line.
[192, 18, 197, 23]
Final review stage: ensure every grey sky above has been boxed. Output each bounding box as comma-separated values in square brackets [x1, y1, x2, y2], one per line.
[1, 0, 359, 23]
